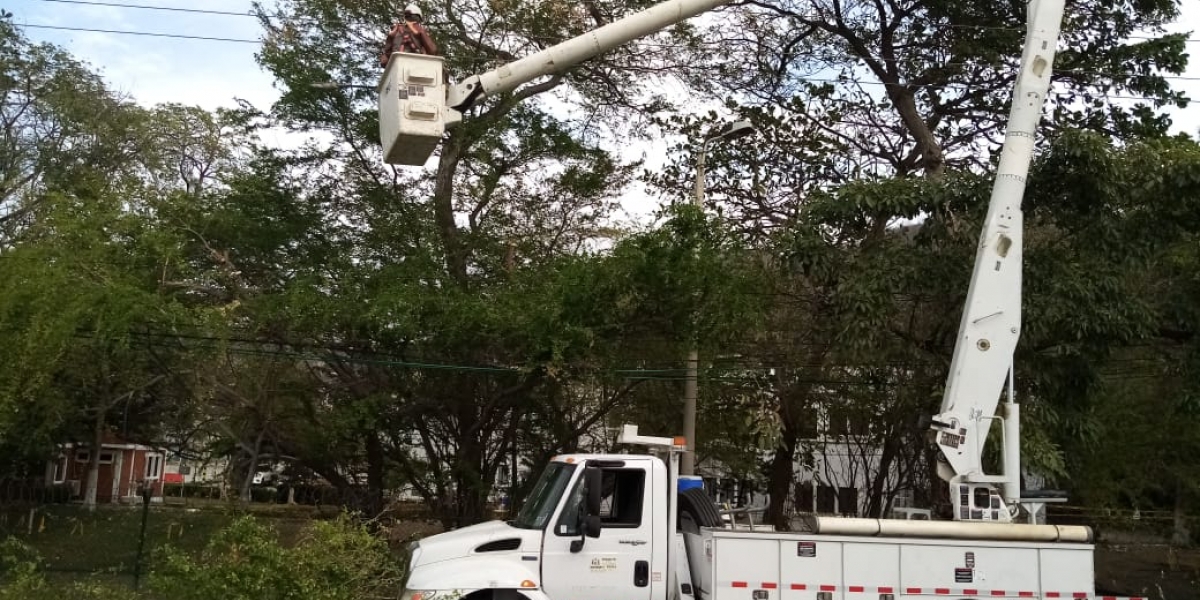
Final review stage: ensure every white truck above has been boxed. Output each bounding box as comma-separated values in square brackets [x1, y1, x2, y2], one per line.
[403, 426, 1104, 600]
[387, 0, 1145, 598]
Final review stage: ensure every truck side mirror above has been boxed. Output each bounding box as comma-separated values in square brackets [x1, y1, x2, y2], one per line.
[585, 514, 601, 538]
[570, 467, 605, 552]
[585, 467, 603, 516]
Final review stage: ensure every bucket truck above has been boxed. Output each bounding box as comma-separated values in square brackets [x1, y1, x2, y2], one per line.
[377, 0, 735, 166]
[397, 0, 1144, 599]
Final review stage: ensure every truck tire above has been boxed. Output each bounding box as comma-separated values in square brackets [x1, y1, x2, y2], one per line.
[678, 487, 723, 530]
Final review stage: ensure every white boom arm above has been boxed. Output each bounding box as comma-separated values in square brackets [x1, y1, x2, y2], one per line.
[379, 0, 733, 166]
[929, 0, 1066, 523]
[447, 0, 731, 111]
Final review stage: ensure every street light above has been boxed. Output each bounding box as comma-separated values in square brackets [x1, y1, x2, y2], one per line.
[682, 119, 756, 478]
[691, 120, 755, 209]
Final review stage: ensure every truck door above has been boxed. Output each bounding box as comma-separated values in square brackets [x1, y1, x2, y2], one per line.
[541, 461, 655, 600]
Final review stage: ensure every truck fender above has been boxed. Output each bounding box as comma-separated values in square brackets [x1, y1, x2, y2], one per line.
[459, 588, 551, 600]
[406, 557, 548, 600]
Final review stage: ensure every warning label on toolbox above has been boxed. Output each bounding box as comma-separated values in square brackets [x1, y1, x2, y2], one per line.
[954, 568, 974, 583]
[797, 542, 817, 557]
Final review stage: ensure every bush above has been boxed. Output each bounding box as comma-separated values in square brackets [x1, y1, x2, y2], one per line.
[149, 514, 404, 600]
[0, 480, 73, 505]
[249, 486, 276, 504]
[0, 538, 133, 600]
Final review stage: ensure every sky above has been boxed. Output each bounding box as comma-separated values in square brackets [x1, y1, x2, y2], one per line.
[7, 0, 1200, 222]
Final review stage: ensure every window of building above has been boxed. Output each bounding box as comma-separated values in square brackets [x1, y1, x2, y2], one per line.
[145, 454, 163, 480]
[838, 487, 859, 516]
[75, 450, 116, 464]
[52, 455, 67, 483]
[816, 484, 837, 513]
[795, 480, 814, 513]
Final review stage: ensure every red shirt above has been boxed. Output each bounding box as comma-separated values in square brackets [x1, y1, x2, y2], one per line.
[381, 21, 437, 67]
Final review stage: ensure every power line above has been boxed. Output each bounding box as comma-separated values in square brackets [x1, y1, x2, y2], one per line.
[19, 23, 260, 43]
[12, 22, 1199, 98]
[10, 24, 1198, 106]
[31, 0, 256, 18]
[23, 0, 1200, 46]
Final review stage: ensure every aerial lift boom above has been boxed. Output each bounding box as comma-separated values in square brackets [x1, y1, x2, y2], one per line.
[377, 0, 734, 166]
[378, 0, 1067, 526]
[927, 0, 1066, 523]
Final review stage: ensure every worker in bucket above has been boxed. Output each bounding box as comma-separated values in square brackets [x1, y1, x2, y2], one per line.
[380, 3, 438, 68]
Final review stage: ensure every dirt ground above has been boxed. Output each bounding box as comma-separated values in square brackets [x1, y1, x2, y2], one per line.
[1095, 544, 1200, 599]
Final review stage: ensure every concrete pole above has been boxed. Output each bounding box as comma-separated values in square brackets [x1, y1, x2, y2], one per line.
[681, 121, 753, 476]
[681, 145, 707, 476]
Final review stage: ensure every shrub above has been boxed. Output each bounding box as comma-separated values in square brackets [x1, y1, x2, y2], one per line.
[0, 538, 132, 600]
[149, 514, 403, 600]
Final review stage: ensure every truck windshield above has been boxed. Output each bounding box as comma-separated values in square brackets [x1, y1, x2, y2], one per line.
[510, 462, 577, 530]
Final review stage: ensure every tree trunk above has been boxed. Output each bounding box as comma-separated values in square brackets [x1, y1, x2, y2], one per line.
[450, 437, 490, 528]
[83, 408, 106, 511]
[433, 132, 468, 282]
[1172, 476, 1191, 547]
[365, 431, 386, 518]
[888, 87, 946, 178]
[864, 435, 899, 518]
[239, 429, 265, 503]
[765, 431, 798, 530]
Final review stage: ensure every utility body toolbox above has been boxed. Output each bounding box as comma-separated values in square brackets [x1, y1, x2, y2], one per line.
[687, 528, 1095, 600]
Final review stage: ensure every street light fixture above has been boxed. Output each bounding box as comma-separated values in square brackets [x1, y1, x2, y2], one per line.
[692, 120, 755, 209]
[682, 119, 756, 478]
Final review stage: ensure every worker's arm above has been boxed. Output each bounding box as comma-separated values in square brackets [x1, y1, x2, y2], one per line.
[415, 23, 438, 55]
[380, 24, 400, 65]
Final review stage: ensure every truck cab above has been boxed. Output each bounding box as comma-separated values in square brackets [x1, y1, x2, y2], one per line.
[404, 454, 672, 600]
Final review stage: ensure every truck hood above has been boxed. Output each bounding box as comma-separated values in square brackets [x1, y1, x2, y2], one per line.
[413, 520, 542, 567]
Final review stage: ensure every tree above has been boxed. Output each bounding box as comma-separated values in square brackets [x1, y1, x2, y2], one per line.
[686, 0, 1188, 178]
[0, 17, 154, 245]
[0, 185, 196, 506]
[215, 0, 722, 525]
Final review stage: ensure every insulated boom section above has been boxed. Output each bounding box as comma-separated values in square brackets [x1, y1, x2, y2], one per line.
[929, 0, 1066, 518]
[446, 0, 732, 110]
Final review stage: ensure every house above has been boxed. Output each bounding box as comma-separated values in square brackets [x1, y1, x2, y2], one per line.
[45, 432, 168, 504]
[163, 450, 228, 485]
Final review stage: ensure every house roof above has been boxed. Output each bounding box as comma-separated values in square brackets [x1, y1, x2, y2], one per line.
[58, 430, 162, 452]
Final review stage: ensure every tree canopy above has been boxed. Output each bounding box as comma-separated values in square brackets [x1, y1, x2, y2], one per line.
[0, 0, 1197, 540]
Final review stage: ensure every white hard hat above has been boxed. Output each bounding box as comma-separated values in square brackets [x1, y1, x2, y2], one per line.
[404, 3, 421, 16]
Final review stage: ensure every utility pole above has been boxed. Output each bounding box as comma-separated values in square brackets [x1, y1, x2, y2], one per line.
[682, 120, 755, 477]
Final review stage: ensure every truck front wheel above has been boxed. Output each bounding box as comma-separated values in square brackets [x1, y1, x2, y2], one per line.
[463, 589, 534, 600]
